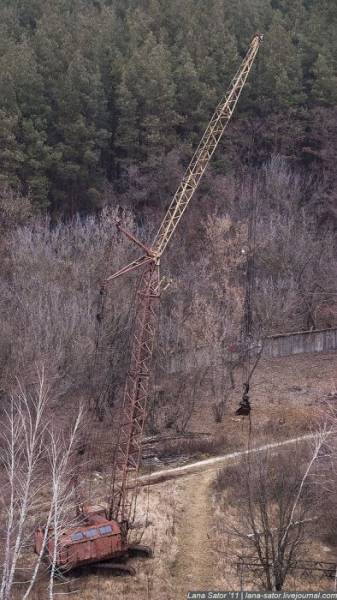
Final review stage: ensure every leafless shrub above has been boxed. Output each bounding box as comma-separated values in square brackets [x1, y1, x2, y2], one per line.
[244, 156, 337, 334]
[158, 433, 228, 460]
[216, 429, 330, 591]
[0, 185, 32, 233]
[313, 405, 337, 547]
[0, 208, 136, 404]
[214, 460, 243, 493]
[212, 401, 226, 423]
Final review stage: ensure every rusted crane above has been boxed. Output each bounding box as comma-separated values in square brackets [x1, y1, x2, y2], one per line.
[107, 32, 263, 527]
[35, 33, 263, 574]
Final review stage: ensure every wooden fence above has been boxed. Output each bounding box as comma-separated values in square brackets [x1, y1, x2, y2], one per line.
[166, 328, 337, 374]
[262, 327, 337, 358]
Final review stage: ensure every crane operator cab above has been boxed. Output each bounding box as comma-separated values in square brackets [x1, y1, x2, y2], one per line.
[34, 505, 127, 572]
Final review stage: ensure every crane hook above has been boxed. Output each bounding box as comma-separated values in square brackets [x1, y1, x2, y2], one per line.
[236, 382, 251, 416]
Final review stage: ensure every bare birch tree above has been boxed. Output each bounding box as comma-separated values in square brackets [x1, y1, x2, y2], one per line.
[46, 408, 83, 600]
[0, 372, 49, 600]
[0, 371, 84, 600]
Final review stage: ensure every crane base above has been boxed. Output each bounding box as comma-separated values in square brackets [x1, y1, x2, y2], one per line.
[128, 544, 153, 558]
[73, 561, 136, 577]
[93, 562, 136, 576]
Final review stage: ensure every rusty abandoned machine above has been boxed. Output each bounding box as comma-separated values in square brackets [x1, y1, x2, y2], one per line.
[35, 34, 263, 575]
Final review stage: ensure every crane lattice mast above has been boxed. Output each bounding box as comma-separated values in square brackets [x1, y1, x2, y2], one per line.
[106, 34, 263, 527]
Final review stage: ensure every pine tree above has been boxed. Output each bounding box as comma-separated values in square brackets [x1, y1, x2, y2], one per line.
[222, 0, 273, 49]
[0, 35, 51, 208]
[304, 0, 337, 103]
[311, 53, 337, 106]
[172, 47, 203, 143]
[115, 67, 139, 164]
[115, 31, 178, 169]
[0, 111, 23, 187]
[257, 11, 305, 113]
[0, 0, 335, 215]
[50, 53, 110, 212]
[272, 0, 306, 33]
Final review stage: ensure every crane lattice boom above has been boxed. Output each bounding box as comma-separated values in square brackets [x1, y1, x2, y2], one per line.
[107, 34, 263, 527]
[153, 34, 262, 257]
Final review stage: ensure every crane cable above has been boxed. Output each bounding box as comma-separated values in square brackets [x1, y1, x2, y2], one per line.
[84, 284, 108, 501]
[236, 185, 258, 417]
[92, 285, 106, 415]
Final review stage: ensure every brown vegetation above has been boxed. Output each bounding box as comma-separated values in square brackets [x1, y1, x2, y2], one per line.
[1, 158, 337, 597]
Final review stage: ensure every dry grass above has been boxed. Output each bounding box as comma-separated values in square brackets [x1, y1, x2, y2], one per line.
[212, 499, 336, 592]
[170, 351, 337, 458]
[211, 448, 337, 592]
[7, 351, 337, 598]
[5, 477, 180, 599]
[65, 481, 180, 600]
[157, 433, 235, 460]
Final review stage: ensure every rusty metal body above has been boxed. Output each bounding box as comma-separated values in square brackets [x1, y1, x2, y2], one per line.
[107, 34, 263, 526]
[109, 262, 160, 524]
[34, 506, 126, 571]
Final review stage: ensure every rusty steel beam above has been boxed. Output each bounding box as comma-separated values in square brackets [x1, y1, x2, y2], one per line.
[108, 260, 160, 523]
[106, 33, 263, 531]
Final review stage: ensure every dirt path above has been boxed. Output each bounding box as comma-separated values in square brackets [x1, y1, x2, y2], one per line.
[173, 470, 216, 597]
[139, 433, 315, 486]
[146, 433, 316, 597]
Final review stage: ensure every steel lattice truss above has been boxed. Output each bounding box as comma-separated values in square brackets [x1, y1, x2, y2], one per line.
[109, 263, 160, 523]
[106, 34, 263, 527]
[152, 34, 262, 258]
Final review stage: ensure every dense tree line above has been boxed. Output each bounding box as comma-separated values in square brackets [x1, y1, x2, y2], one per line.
[0, 0, 336, 215]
